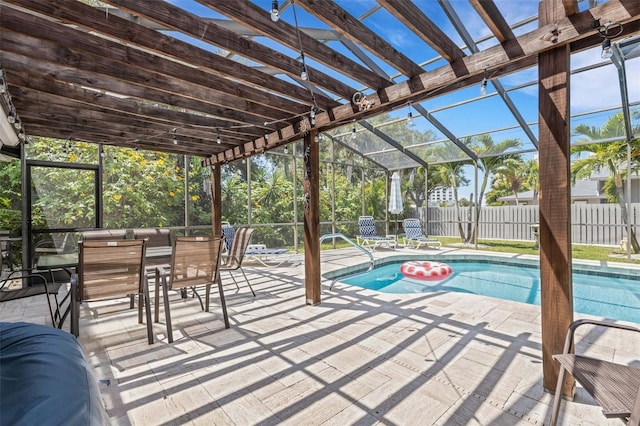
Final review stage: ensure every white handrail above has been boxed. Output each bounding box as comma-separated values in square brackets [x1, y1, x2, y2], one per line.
[319, 233, 374, 290]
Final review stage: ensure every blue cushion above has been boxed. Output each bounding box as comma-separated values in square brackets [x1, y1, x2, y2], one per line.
[0, 322, 109, 425]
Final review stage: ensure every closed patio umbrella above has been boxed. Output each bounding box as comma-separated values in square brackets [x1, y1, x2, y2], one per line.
[388, 172, 403, 237]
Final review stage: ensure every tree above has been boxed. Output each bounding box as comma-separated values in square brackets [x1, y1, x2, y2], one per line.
[469, 134, 522, 243]
[488, 157, 529, 206]
[434, 160, 470, 240]
[571, 112, 640, 253]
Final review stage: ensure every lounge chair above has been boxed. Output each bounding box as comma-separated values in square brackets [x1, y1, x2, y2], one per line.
[155, 236, 228, 343]
[402, 218, 441, 249]
[222, 223, 289, 266]
[550, 319, 640, 425]
[220, 227, 256, 296]
[356, 216, 396, 250]
[71, 239, 153, 344]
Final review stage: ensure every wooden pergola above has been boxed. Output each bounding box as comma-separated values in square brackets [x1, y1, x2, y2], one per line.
[1, 0, 640, 395]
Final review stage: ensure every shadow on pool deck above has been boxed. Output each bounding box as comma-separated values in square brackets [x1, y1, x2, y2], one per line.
[1, 246, 636, 425]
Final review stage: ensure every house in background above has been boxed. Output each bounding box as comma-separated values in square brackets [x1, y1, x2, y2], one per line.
[498, 179, 607, 206]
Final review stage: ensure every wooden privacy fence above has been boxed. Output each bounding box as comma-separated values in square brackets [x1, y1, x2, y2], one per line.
[419, 203, 640, 246]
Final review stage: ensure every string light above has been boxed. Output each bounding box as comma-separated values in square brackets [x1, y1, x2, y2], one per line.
[172, 128, 178, 145]
[351, 125, 357, 140]
[270, 0, 279, 22]
[216, 128, 221, 144]
[407, 102, 414, 127]
[264, 131, 269, 142]
[310, 107, 316, 126]
[284, 145, 288, 154]
[300, 55, 308, 80]
[596, 20, 623, 60]
[480, 68, 488, 96]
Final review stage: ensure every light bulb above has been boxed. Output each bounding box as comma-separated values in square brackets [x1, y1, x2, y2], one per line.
[310, 107, 316, 125]
[300, 64, 308, 81]
[407, 111, 414, 127]
[216, 128, 221, 144]
[601, 38, 613, 59]
[7, 110, 15, 124]
[284, 145, 289, 154]
[351, 126, 357, 140]
[270, 0, 279, 22]
[172, 128, 178, 145]
[264, 132, 269, 142]
[480, 78, 487, 95]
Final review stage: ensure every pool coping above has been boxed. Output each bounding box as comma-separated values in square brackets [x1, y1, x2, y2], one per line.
[322, 252, 640, 281]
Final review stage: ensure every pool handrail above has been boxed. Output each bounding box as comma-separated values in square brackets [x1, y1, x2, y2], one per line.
[319, 233, 374, 290]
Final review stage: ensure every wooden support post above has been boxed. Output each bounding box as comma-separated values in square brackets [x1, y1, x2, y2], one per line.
[210, 165, 222, 236]
[539, 0, 574, 396]
[303, 130, 321, 305]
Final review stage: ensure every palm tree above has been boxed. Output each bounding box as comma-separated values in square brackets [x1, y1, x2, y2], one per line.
[572, 112, 640, 253]
[435, 160, 470, 240]
[469, 134, 522, 243]
[493, 157, 527, 205]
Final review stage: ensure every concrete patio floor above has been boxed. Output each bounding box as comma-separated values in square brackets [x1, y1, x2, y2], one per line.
[1, 246, 638, 425]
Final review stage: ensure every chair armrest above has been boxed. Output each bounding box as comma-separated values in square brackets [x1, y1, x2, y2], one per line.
[561, 319, 640, 355]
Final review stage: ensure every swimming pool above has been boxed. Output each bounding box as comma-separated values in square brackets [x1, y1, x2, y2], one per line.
[335, 258, 640, 324]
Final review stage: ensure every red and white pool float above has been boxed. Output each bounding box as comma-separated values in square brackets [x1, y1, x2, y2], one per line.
[400, 261, 453, 281]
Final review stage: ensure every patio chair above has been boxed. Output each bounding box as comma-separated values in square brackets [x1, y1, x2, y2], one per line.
[154, 235, 228, 343]
[220, 227, 256, 296]
[222, 223, 289, 266]
[356, 216, 396, 250]
[132, 228, 171, 247]
[0, 270, 64, 327]
[402, 218, 441, 249]
[82, 229, 128, 241]
[133, 228, 172, 266]
[550, 319, 640, 425]
[70, 239, 153, 344]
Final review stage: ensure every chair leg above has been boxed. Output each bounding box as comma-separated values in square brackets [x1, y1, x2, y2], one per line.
[239, 267, 255, 296]
[216, 274, 230, 329]
[70, 275, 80, 338]
[550, 363, 568, 426]
[161, 278, 173, 343]
[227, 270, 241, 290]
[154, 270, 161, 323]
[137, 292, 143, 324]
[205, 284, 211, 312]
[142, 276, 154, 345]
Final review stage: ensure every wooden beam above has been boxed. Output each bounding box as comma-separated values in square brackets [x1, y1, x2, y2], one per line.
[377, 0, 465, 62]
[7, 72, 262, 140]
[469, 0, 516, 43]
[303, 130, 321, 305]
[198, 0, 392, 90]
[101, 0, 350, 105]
[209, 0, 640, 164]
[0, 12, 306, 120]
[296, 0, 425, 77]
[538, 0, 574, 396]
[6, 0, 336, 111]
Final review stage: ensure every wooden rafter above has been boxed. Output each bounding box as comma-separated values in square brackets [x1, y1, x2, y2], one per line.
[208, 0, 640, 164]
[102, 0, 351, 103]
[377, 0, 465, 62]
[295, 0, 425, 77]
[197, 0, 392, 89]
[469, 0, 516, 43]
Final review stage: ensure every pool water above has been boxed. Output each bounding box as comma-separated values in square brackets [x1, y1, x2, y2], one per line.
[340, 261, 640, 323]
